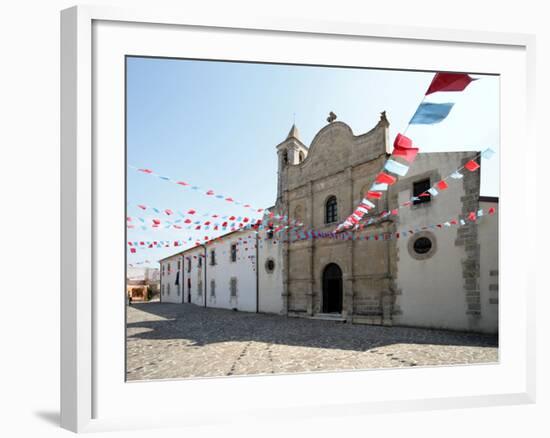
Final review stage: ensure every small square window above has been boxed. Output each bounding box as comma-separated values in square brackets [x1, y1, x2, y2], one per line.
[230, 244, 237, 262]
[413, 179, 431, 205]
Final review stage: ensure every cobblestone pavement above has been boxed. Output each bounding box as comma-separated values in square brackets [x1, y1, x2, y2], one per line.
[126, 303, 498, 381]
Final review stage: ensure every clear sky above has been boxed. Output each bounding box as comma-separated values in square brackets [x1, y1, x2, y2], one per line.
[126, 57, 499, 267]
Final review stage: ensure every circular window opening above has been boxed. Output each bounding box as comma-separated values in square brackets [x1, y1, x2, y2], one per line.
[413, 237, 432, 254]
[265, 259, 275, 273]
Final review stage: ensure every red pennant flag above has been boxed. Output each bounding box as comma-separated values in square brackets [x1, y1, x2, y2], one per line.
[391, 209, 399, 215]
[187, 209, 196, 214]
[138, 168, 153, 174]
[127, 242, 133, 246]
[222, 221, 228, 227]
[177, 181, 188, 186]
[138, 205, 147, 210]
[489, 207, 496, 215]
[464, 160, 480, 171]
[394, 133, 413, 149]
[152, 219, 160, 225]
[375, 172, 397, 185]
[229, 216, 236, 221]
[130, 248, 136, 253]
[450, 219, 458, 225]
[436, 180, 449, 190]
[127, 217, 132, 222]
[426, 72, 474, 95]
[392, 146, 419, 163]
[367, 191, 382, 199]
[184, 219, 191, 224]
[195, 225, 201, 230]
[206, 190, 214, 195]
[174, 225, 182, 229]
[257, 208, 263, 212]
[243, 217, 249, 223]
[164, 209, 173, 215]
[214, 225, 219, 230]
[468, 211, 477, 221]
[226, 197, 234, 202]
[204, 221, 211, 225]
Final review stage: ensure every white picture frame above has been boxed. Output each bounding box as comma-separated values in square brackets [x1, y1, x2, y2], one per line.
[60, 5, 536, 433]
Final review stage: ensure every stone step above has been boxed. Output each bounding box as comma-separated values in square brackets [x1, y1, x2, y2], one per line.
[311, 313, 347, 322]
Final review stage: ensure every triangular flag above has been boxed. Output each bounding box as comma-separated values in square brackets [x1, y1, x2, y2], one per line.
[410, 102, 454, 125]
[375, 172, 397, 185]
[464, 160, 480, 171]
[450, 171, 463, 179]
[367, 191, 382, 199]
[384, 159, 409, 176]
[436, 180, 449, 190]
[371, 182, 388, 191]
[426, 72, 474, 95]
[394, 133, 413, 149]
[427, 188, 439, 197]
[392, 146, 419, 163]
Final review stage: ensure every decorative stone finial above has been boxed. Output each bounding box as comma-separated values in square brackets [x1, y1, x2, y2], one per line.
[378, 110, 389, 126]
[326, 111, 337, 123]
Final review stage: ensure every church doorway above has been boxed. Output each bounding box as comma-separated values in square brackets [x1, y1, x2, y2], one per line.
[322, 263, 343, 314]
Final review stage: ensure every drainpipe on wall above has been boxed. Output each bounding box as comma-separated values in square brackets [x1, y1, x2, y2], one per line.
[203, 245, 207, 308]
[256, 232, 260, 313]
[180, 255, 184, 304]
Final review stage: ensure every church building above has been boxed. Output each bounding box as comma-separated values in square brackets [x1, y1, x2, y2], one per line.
[159, 113, 498, 334]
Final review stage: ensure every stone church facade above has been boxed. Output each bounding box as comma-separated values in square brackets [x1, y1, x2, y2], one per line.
[273, 113, 498, 333]
[159, 113, 498, 334]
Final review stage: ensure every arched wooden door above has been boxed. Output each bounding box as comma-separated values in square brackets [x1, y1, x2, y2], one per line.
[322, 263, 343, 313]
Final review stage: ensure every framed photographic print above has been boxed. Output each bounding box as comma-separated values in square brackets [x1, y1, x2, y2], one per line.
[61, 5, 536, 433]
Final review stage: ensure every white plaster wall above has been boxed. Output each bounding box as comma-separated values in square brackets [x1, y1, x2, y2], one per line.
[159, 254, 183, 303]
[478, 201, 499, 333]
[205, 230, 258, 312]
[394, 152, 472, 331]
[258, 229, 284, 314]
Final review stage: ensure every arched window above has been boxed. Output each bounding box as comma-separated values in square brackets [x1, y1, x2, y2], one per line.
[325, 196, 338, 224]
[282, 151, 289, 165]
[298, 151, 305, 163]
[294, 205, 303, 223]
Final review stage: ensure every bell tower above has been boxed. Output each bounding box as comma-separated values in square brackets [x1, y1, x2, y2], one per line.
[276, 123, 308, 206]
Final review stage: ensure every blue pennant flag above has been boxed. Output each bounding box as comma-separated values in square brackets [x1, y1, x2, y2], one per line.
[410, 102, 454, 125]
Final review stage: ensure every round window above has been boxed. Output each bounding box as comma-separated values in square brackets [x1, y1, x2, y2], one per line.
[265, 259, 275, 273]
[413, 237, 432, 254]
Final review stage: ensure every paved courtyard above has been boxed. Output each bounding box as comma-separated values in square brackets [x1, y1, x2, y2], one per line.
[126, 302, 498, 381]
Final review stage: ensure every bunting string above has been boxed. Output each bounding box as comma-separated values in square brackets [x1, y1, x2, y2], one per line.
[128, 205, 496, 253]
[336, 71, 478, 232]
[129, 165, 266, 214]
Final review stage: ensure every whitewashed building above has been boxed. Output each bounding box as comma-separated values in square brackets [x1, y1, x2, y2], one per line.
[160, 228, 274, 313]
